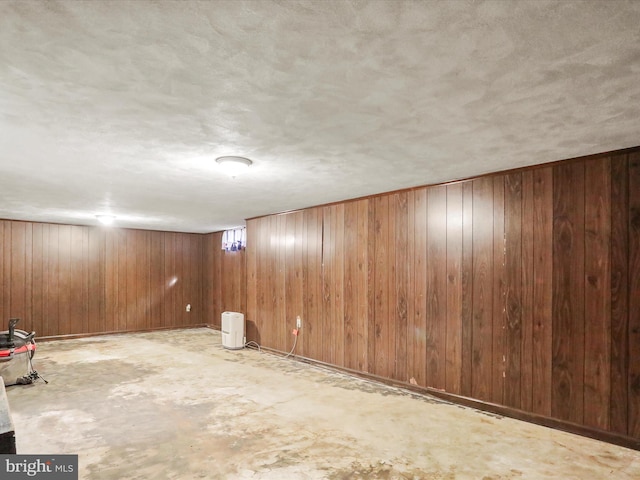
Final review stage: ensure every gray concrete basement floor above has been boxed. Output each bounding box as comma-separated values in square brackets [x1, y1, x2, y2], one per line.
[5, 328, 640, 479]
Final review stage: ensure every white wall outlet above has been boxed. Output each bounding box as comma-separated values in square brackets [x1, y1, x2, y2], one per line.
[296, 315, 301, 329]
[186, 304, 191, 312]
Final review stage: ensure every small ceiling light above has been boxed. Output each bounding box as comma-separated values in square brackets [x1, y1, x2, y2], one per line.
[96, 214, 116, 226]
[215, 156, 252, 177]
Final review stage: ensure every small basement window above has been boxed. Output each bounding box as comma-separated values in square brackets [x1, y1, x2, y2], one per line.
[221, 227, 246, 252]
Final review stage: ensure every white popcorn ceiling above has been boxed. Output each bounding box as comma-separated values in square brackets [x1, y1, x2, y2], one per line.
[0, 0, 639, 233]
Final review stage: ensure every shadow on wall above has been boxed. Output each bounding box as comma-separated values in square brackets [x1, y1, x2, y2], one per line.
[246, 319, 260, 346]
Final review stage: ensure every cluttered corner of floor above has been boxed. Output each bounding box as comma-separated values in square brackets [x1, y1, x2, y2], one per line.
[0, 318, 47, 387]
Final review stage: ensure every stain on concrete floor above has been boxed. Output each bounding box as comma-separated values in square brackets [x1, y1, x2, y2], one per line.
[6, 328, 640, 479]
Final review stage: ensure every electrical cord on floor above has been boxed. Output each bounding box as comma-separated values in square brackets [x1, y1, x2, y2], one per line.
[284, 331, 298, 358]
[240, 328, 298, 358]
[244, 340, 261, 352]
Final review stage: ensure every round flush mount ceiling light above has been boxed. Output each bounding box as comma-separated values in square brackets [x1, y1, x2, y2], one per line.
[96, 214, 116, 226]
[215, 156, 253, 177]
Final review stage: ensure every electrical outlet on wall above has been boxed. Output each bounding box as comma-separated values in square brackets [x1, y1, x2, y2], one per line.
[296, 315, 301, 329]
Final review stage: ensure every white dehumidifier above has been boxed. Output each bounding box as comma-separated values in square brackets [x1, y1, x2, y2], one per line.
[221, 311, 245, 350]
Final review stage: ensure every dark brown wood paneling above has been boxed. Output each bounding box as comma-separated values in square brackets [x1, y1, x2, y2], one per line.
[373, 196, 390, 378]
[471, 177, 494, 402]
[445, 184, 463, 395]
[367, 199, 377, 375]
[69, 226, 87, 334]
[461, 181, 474, 397]
[237, 145, 640, 443]
[117, 230, 128, 331]
[355, 199, 369, 372]
[10, 222, 27, 324]
[344, 202, 358, 370]
[610, 154, 629, 435]
[322, 207, 334, 364]
[58, 225, 72, 335]
[275, 215, 285, 351]
[520, 171, 535, 412]
[0, 222, 5, 325]
[552, 161, 585, 424]
[394, 192, 409, 382]
[47, 224, 60, 336]
[583, 157, 612, 430]
[31, 223, 44, 336]
[532, 166, 553, 416]
[148, 231, 161, 329]
[412, 188, 428, 386]
[426, 186, 447, 390]
[504, 173, 523, 409]
[305, 209, 323, 361]
[492, 176, 506, 405]
[244, 227, 256, 340]
[387, 196, 397, 380]
[629, 152, 640, 438]
[334, 205, 345, 367]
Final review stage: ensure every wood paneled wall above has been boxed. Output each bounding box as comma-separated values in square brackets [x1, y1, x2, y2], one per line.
[203, 232, 246, 329]
[245, 149, 640, 441]
[0, 222, 204, 337]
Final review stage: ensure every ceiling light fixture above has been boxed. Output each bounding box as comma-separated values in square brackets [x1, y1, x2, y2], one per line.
[96, 214, 116, 226]
[215, 156, 253, 177]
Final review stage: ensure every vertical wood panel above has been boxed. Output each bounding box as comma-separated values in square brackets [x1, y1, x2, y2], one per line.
[150, 230, 164, 329]
[552, 161, 585, 424]
[394, 192, 409, 382]
[387, 197, 397, 380]
[304, 209, 322, 360]
[24, 223, 33, 332]
[271, 217, 281, 350]
[532, 167, 553, 416]
[31, 223, 44, 336]
[0, 222, 5, 324]
[322, 207, 333, 364]
[446, 184, 463, 394]
[492, 176, 506, 405]
[245, 226, 257, 339]
[610, 155, 629, 434]
[367, 200, 377, 375]
[285, 214, 297, 349]
[344, 202, 358, 370]
[105, 229, 118, 332]
[461, 181, 474, 397]
[373, 196, 390, 378]
[583, 157, 612, 430]
[472, 177, 494, 402]
[294, 212, 304, 357]
[407, 191, 416, 382]
[58, 226, 72, 334]
[334, 204, 345, 367]
[117, 230, 129, 330]
[628, 152, 640, 438]
[426, 186, 447, 390]
[69, 226, 86, 334]
[10, 222, 27, 321]
[412, 188, 427, 386]
[126, 229, 138, 330]
[504, 173, 523, 409]
[356, 200, 369, 372]
[520, 171, 535, 412]
[47, 224, 60, 337]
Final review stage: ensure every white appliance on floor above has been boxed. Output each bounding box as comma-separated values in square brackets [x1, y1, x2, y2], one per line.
[221, 311, 245, 350]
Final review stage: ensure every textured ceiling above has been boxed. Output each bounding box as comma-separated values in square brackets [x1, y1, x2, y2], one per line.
[1, 0, 639, 233]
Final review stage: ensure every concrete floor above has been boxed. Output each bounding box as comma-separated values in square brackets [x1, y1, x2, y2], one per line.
[5, 328, 640, 479]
